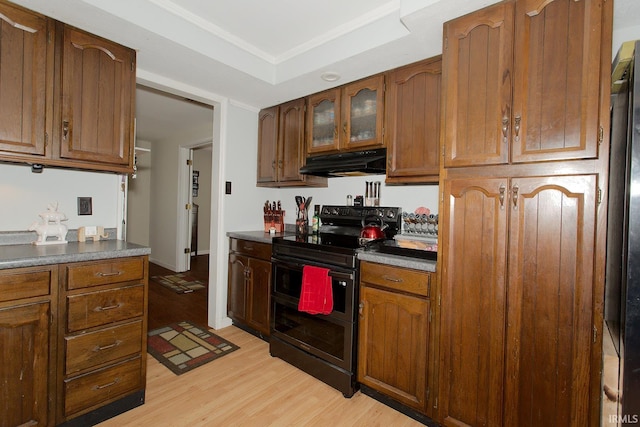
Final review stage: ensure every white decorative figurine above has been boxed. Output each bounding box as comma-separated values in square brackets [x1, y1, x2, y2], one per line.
[29, 202, 68, 245]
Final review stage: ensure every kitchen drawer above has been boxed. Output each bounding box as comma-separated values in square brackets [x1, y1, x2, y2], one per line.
[66, 257, 145, 290]
[230, 239, 271, 261]
[67, 284, 144, 333]
[63, 356, 143, 417]
[360, 261, 430, 297]
[0, 267, 53, 303]
[65, 320, 143, 375]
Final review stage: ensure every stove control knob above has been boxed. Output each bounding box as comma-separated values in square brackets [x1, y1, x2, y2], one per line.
[331, 207, 339, 215]
[386, 209, 396, 219]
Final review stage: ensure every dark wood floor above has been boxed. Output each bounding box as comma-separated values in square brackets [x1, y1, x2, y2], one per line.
[147, 254, 209, 330]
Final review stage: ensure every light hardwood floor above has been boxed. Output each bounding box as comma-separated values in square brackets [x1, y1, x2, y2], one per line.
[98, 325, 423, 427]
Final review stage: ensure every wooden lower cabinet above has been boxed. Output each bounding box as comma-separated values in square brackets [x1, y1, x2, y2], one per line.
[358, 261, 433, 416]
[0, 265, 57, 427]
[57, 256, 148, 423]
[438, 174, 597, 426]
[228, 238, 272, 337]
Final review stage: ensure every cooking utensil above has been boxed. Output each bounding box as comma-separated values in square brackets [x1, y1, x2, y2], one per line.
[295, 196, 303, 208]
[359, 215, 388, 244]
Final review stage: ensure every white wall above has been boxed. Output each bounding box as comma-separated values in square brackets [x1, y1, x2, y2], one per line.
[127, 140, 152, 246]
[0, 163, 121, 232]
[148, 121, 214, 270]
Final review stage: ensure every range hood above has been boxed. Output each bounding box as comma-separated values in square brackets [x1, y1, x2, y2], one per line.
[299, 148, 387, 177]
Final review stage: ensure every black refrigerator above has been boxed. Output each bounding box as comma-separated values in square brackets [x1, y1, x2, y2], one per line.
[606, 39, 640, 421]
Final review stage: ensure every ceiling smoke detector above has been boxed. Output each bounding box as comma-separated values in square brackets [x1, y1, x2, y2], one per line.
[321, 72, 341, 82]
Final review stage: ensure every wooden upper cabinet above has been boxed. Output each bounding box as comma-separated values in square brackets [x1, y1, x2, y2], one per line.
[438, 177, 508, 427]
[342, 75, 385, 151]
[385, 57, 441, 183]
[442, 1, 513, 167]
[442, 0, 603, 167]
[256, 106, 279, 183]
[306, 74, 384, 154]
[306, 89, 341, 154]
[278, 98, 306, 182]
[0, 2, 53, 157]
[511, 0, 602, 163]
[58, 25, 135, 168]
[257, 99, 326, 187]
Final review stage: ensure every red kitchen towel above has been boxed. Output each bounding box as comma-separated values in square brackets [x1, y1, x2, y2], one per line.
[298, 265, 333, 315]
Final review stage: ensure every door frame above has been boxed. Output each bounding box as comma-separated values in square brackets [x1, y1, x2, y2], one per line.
[177, 138, 213, 272]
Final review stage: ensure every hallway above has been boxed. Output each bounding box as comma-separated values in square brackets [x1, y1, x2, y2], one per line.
[147, 254, 209, 330]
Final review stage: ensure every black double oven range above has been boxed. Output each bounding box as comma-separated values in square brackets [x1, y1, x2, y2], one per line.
[269, 205, 402, 397]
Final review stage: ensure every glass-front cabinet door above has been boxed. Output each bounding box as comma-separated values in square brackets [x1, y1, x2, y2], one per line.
[306, 75, 385, 155]
[342, 75, 384, 151]
[306, 89, 341, 154]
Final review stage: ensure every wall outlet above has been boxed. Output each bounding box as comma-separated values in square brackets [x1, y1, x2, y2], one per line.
[77, 197, 92, 215]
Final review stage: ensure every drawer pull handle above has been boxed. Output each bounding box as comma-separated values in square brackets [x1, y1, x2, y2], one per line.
[93, 378, 120, 390]
[93, 340, 122, 352]
[96, 271, 123, 277]
[94, 303, 122, 312]
[382, 275, 403, 283]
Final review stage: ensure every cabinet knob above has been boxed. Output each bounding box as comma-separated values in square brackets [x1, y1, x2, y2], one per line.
[358, 302, 364, 315]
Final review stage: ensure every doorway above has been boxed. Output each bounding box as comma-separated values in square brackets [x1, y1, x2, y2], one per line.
[179, 142, 213, 272]
[128, 85, 214, 271]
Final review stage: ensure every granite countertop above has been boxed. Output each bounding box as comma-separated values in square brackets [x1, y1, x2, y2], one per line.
[227, 230, 436, 272]
[0, 240, 151, 270]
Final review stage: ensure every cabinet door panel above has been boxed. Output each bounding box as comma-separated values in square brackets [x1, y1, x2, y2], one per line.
[307, 90, 340, 154]
[60, 26, 134, 166]
[358, 286, 428, 412]
[439, 177, 507, 426]
[504, 175, 596, 426]
[442, 2, 514, 167]
[512, 0, 602, 162]
[342, 75, 385, 151]
[0, 301, 50, 427]
[246, 258, 271, 336]
[386, 58, 441, 182]
[278, 99, 305, 182]
[227, 253, 247, 321]
[0, 3, 52, 157]
[257, 106, 279, 183]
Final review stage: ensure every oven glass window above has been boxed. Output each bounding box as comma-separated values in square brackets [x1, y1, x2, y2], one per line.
[273, 263, 348, 314]
[273, 302, 346, 360]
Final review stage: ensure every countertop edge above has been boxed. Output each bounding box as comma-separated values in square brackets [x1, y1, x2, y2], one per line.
[357, 251, 437, 272]
[0, 241, 151, 270]
[226, 230, 291, 244]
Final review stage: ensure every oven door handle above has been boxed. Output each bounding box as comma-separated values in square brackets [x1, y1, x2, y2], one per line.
[272, 258, 354, 282]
